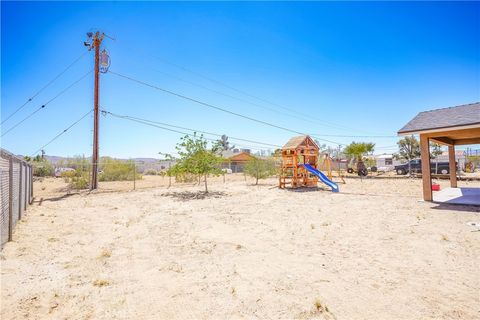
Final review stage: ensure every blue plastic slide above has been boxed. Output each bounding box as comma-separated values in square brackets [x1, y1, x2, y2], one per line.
[302, 164, 339, 192]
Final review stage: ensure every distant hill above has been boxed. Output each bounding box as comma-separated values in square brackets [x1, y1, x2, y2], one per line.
[37, 155, 174, 172]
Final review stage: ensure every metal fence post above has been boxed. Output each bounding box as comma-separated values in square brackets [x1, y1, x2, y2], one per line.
[133, 162, 136, 190]
[8, 156, 13, 242]
[23, 163, 27, 214]
[30, 165, 33, 204]
[18, 161, 23, 220]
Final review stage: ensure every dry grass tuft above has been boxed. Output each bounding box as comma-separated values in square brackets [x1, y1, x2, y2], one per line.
[314, 298, 327, 312]
[93, 279, 111, 287]
[98, 249, 112, 259]
[441, 234, 449, 241]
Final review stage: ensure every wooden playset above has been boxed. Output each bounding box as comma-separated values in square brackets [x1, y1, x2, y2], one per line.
[279, 135, 320, 189]
[319, 154, 346, 184]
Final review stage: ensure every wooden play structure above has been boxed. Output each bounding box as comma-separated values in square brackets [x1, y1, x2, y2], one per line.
[319, 153, 346, 184]
[279, 135, 320, 189]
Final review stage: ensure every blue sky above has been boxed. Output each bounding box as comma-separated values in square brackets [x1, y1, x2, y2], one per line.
[1, 1, 479, 158]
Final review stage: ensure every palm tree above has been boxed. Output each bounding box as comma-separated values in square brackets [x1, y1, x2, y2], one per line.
[215, 135, 235, 153]
[343, 142, 375, 176]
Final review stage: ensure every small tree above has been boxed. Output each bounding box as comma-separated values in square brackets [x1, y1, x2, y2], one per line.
[244, 157, 277, 185]
[430, 142, 443, 174]
[343, 142, 375, 175]
[395, 135, 420, 176]
[172, 134, 223, 193]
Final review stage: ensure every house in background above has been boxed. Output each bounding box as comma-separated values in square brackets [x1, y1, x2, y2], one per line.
[374, 154, 403, 172]
[221, 149, 255, 173]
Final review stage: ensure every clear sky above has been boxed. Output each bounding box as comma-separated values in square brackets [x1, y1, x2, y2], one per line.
[1, 1, 479, 158]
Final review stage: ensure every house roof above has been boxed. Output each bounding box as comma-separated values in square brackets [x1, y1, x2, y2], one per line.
[221, 151, 255, 161]
[398, 102, 480, 135]
[375, 154, 393, 159]
[282, 135, 319, 150]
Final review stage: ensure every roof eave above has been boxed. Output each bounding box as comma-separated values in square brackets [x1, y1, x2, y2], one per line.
[398, 122, 480, 136]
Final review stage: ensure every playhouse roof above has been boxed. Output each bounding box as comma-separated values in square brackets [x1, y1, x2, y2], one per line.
[282, 135, 319, 150]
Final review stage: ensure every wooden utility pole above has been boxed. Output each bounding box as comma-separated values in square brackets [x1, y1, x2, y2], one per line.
[89, 31, 104, 190]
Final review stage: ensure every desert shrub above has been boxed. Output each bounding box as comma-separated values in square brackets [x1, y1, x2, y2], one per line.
[99, 158, 141, 181]
[244, 157, 277, 185]
[61, 156, 90, 189]
[144, 169, 158, 175]
[31, 158, 54, 177]
[467, 156, 480, 167]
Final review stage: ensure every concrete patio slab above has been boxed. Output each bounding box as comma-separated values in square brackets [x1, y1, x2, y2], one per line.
[433, 187, 480, 206]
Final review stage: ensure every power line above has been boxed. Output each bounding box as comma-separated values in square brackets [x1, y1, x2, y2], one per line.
[2, 70, 92, 137]
[1, 51, 88, 125]
[31, 109, 93, 156]
[312, 134, 397, 138]
[142, 66, 365, 132]
[114, 43, 386, 135]
[102, 108, 282, 149]
[102, 109, 279, 151]
[108, 70, 343, 145]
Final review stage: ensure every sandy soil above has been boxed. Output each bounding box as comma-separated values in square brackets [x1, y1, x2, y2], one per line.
[1, 175, 479, 320]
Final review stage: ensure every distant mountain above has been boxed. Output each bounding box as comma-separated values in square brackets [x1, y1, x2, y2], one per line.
[40, 155, 173, 172]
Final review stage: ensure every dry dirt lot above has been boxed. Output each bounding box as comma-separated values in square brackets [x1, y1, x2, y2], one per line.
[1, 175, 479, 320]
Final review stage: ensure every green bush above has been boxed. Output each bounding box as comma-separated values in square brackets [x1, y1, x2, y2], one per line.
[99, 158, 141, 181]
[32, 159, 54, 177]
[244, 157, 277, 185]
[60, 156, 90, 190]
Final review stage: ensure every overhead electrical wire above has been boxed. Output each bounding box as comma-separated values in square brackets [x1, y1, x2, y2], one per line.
[102, 108, 282, 149]
[114, 42, 388, 135]
[31, 109, 93, 156]
[2, 70, 92, 137]
[107, 70, 343, 145]
[101, 109, 281, 150]
[142, 66, 365, 132]
[2, 51, 88, 125]
[311, 134, 398, 138]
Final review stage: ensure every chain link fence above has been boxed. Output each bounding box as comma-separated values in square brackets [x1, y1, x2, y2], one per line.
[1, 148, 33, 249]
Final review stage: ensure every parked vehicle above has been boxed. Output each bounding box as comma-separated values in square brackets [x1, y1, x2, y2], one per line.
[394, 159, 454, 175]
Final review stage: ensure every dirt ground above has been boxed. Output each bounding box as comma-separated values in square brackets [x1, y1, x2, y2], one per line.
[1, 174, 479, 320]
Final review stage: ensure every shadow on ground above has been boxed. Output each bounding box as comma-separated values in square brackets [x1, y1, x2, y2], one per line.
[160, 191, 228, 201]
[431, 203, 480, 213]
[34, 193, 77, 206]
[286, 187, 324, 193]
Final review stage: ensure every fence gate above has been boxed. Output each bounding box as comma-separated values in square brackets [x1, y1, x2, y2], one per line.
[0, 149, 33, 249]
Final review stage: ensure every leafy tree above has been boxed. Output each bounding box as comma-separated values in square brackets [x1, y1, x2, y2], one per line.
[343, 142, 375, 175]
[394, 135, 420, 176]
[172, 134, 223, 193]
[430, 142, 443, 174]
[244, 157, 277, 185]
